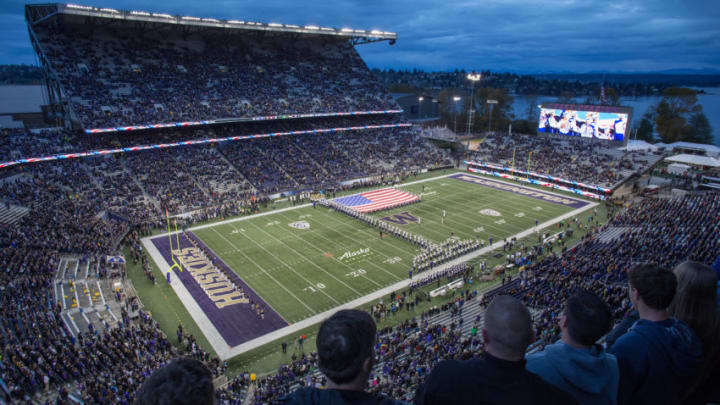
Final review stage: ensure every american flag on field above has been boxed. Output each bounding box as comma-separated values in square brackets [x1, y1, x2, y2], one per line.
[333, 188, 420, 213]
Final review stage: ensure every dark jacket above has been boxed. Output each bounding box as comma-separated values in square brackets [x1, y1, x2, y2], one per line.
[609, 317, 702, 405]
[526, 340, 619, 405]
[414, 352, 578, 405]
[282, 387, 410, 405]
[604, 309, 639, 348]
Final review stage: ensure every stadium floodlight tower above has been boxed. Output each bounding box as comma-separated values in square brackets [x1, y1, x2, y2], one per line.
[465, 72, 481, 150]
[453, 96, 461, 134]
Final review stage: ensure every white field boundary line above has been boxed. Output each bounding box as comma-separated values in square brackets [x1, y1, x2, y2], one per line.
[143, 196, 596, 360]
[268, 210, 393, 286]
[220, 224, 339, 308]
[158, 171, 463, 239]
[142, 237, 231, 358]
[156, 169, 591, 242]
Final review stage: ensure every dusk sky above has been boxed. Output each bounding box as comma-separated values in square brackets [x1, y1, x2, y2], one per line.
[2, 0, 719, 73]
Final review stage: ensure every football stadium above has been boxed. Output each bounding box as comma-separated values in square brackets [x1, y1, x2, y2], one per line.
[0, 2, 718, 404]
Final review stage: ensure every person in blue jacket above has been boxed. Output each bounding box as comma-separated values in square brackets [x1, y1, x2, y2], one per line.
[527, 289, 618, 405]
[712, 255, 720, 308]
[609, 264, 702, 405]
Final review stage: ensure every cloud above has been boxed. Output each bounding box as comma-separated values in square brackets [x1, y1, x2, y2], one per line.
[1, 0, 718, 72]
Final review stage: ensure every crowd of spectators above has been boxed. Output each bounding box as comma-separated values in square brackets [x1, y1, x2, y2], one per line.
[0, 162, 717, 404]
[35, 25, 398, 129]
[239, 193, 718, 404]
[469, 132, 658, 188]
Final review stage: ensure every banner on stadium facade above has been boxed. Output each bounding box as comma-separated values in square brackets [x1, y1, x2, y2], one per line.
[0, 123, 412, 169]
[84, 109, 404, 134]
[464, 161, 611, 194]
[466, 167, 606, 200]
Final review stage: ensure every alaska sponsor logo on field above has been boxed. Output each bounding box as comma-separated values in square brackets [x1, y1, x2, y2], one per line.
[339, 248, 371, 262]
[419, 191, 437, 197]
[381, 211, 419, 225]
[479, 208, 502, 217]
[289, 221, 310, 229]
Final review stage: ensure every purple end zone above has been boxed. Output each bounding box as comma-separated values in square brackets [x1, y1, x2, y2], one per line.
[449, 173, 590, 209]
[151, 232, 287, 347]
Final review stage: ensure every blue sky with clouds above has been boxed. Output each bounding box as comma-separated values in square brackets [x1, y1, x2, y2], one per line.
[3, 0, 719, 72]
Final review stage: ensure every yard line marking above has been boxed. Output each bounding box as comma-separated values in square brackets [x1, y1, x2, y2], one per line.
[404, 193, 530, 237]
[211, 227, 316, 315]
[191, 231, 289, 323]
[274, 210, 395, 286]
[319, 213, 417, 268]
[317, 209, 420, 259]
[211, 199, 596, 359]
[243, 221, 361, 299]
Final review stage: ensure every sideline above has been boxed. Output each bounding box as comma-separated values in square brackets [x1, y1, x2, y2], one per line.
[141, 187, 597, 360]
[159, 170, 589, 238]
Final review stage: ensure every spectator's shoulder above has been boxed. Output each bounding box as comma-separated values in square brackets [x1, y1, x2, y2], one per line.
[523, 368, 579, 405]
[609, 323, 648, 356]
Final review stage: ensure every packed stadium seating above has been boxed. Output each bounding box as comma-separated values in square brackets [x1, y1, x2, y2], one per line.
[243, 193, 719, 403]
[34, 26, 398, 129]
[2, 132, 718, 404]
[4, 4, 717, 404]
[469, 132, 662, 188]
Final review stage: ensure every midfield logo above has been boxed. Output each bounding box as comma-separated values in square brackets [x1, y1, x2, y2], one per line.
[288, 221, 310, 230]
[339, 248, 370, 261]
[479, 209, 502, 217]
[381, 211, 419, 225]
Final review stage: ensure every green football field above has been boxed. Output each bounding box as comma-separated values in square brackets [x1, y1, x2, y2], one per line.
[188, 174, 582, 324]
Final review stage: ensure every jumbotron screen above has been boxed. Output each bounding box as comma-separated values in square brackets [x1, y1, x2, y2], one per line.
[537, 104, 631, 142]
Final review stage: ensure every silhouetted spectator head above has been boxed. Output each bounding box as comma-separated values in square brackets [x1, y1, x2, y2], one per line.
[669, 261, 720, 348]
[134, 358, 215, 405]
[317, 309, 377, 387]
[628, 263, 677, 311]
[482, 295, 533, 360]
[561, 289, 612, 346]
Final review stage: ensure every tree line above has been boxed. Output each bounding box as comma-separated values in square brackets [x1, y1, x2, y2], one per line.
[426, 85, 712, 145]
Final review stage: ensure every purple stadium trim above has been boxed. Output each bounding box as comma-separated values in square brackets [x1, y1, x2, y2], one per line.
[449, 173, 590, 209]
[151, 232, 287, 347]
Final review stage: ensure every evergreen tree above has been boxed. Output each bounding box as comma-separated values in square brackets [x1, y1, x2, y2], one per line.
[687, 112, 712, 144]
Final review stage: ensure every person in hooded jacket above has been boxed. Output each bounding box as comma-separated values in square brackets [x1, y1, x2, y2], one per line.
[712, 255, 720, 308]
[609, 264, 702, 405]
[282, 309, 409, 405]
[526, 289, 618, 405]
[414, 296, 577, 405]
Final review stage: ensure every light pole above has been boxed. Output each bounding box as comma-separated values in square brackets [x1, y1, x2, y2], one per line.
[466, 72, 481, 150]
[452, 96, 461, 134]
[487, 99, 498, 133]
[418, 96, 424, 119]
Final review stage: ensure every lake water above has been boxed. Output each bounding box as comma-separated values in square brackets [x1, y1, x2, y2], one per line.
[2, 84, 719, 146]
[510, 87, 720, 146]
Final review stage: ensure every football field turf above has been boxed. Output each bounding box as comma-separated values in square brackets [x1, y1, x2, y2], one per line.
[145, 172, 593, 356]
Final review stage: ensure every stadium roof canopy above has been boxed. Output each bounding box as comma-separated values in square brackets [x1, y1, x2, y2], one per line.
[620, 140, 659, 152]
[25, 3, 397, 45]
[655, 141, 720, 157]
[665, 154, 720, 168]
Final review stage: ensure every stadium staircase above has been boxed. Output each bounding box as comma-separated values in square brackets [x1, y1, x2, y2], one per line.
[213, 148, 258, 194]
[253, 145, 300, 189]
[292, 142, 334, 179]
[54, 256, 125, 336]
[595, 227, 632, 243]
[0, 203, 29, 225]
[120, 159, 162, 212]
[215, 148, 259, 193]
